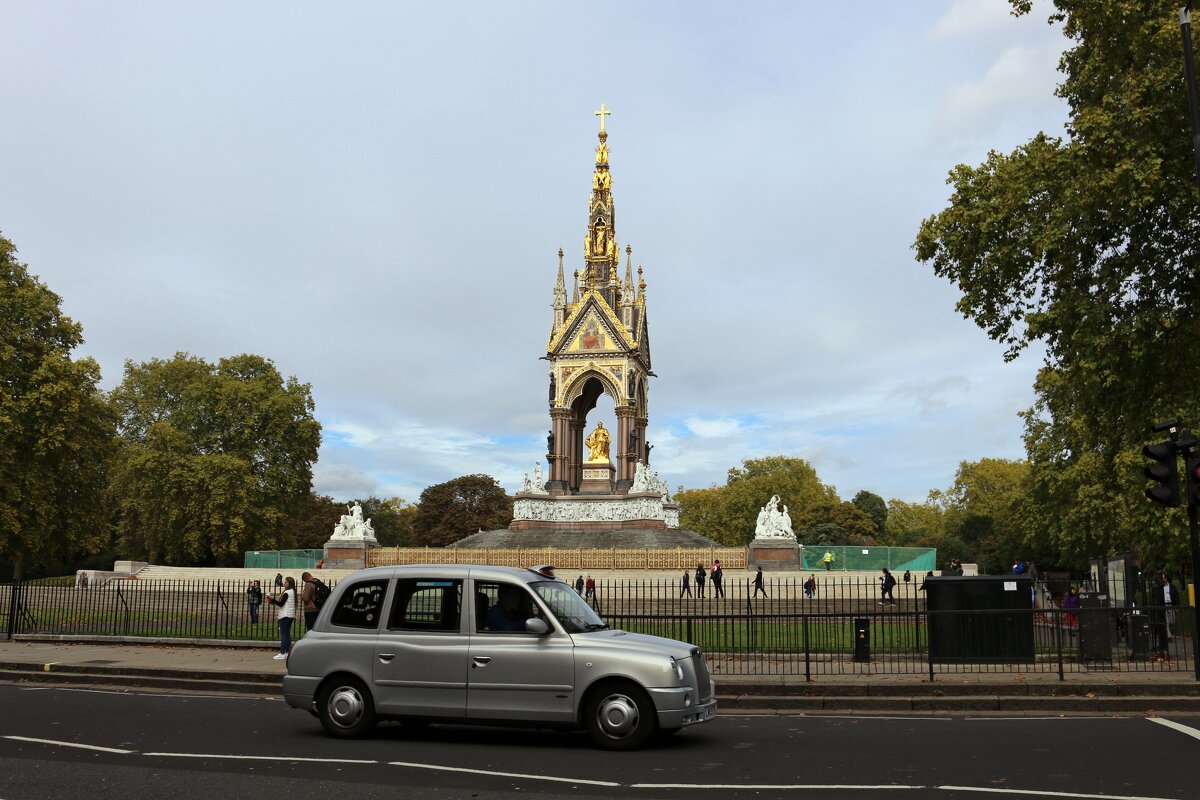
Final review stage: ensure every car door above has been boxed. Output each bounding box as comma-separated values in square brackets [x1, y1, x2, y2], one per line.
[372, 577, 468, 718]
[466, 578, 575, 723]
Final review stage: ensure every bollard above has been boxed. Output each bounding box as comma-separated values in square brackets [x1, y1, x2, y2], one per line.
[854, 617, 871, 662]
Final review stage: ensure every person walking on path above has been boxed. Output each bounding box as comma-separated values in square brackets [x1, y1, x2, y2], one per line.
[753, 566, 767, 597]
[903, 570, 911, 585]
[274, 573, 283, 591]
[680, 570, 691, 598]
[711, 559, 725, 598]
[1062, 585, 1080, 633]
[247, 580, 263, 624]
[695, 563, 707, 598]
[879, 568, 897, 606]
[822, 551, 834, 571]
[300, 572, 319, 631]
[575, 575, 585, 595]
[265, 576, 297, 660]
[803, 573, 817, 599]
[585, 575, 595, 600]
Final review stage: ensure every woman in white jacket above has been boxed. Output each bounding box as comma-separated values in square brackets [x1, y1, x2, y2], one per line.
[265, 576, 297, 660]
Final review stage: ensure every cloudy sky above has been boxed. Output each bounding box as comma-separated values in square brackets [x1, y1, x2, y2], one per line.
[1, 1, 1070, 505]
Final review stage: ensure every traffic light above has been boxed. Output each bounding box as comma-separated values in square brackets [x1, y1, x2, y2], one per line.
[1143, 440, 1180, 507]
[1187, 454, 1200, 507]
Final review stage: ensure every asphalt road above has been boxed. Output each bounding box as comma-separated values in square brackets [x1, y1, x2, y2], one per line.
[0, 684, 1196, 800]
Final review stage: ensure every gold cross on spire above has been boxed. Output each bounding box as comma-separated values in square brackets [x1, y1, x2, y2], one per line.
[594, 103, 611, 133]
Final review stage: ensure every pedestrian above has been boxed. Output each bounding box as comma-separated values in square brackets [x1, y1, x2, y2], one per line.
[712, 559, 725, 598]
[575, 574, 585, 595]
[803, 573, 817, 599]
[695, 563, 707, 598]
[919, 571, 933, 592]
[247, 579, 263, 624]
[1153, 572, 1180, 661]
[822, 551, 834, 571]
[680, 570, 691, 598]
[753, 566, 767, 597]
[300, 571, 318, 631]
[879, 568, 897, 605]
[1062, 585, 1080, 632]
[265, 576, 297, 660]
[274, 572, 283, 591]
[585, 575, 595, 600]
[903, 569, 911, 585]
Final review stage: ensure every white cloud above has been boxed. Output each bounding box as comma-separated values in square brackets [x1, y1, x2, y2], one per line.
[929, 0, 1020, 40]
[684, 416, 743, 438]
[934, 43, 1062, 137]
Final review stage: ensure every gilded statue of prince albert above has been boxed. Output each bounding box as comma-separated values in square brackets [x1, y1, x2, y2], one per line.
[584, 422, 611, 463]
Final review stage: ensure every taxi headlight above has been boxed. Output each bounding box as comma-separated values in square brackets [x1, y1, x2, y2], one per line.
[669, 656, 684, 681]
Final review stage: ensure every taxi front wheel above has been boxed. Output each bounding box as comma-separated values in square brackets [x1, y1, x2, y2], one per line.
[317, 676, 377, 738]
[584, 681, 656, 750]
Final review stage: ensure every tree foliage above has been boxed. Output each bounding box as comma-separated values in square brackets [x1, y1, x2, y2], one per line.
[851, 490, 888, 535]
[914, 1, 1200, 565]
[676, 456, 839, 545]
[110, 352, 320, 565]
[412, 475, 512, 547]
[0, 233, 117, 579]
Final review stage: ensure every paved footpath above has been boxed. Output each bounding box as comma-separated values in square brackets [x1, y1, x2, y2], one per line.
[2, 638, 1199, 714]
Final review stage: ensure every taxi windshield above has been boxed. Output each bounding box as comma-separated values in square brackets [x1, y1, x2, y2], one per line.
[532, 581, 608, 634]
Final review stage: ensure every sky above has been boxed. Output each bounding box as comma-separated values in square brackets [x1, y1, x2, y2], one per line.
[0, 1, 1072, 506]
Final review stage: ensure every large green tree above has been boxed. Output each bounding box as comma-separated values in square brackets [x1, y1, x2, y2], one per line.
[676, 456, 839, 545]
[110, 352, 320, 565]
[929, 459, 1031, 573]
[0, 233, 117, 579]
[914, 1, 1200, 565]
[412, 475, 512, 547]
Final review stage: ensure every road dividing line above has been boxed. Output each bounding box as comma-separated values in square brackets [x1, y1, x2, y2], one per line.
[631, 784, 922, 790]
[937, 786, 1182, 800]
[4, 736, 133, 754]
[144, 752, 377, 764]
[1148, 717, 1200, 742]
[388, 760, 620, 787]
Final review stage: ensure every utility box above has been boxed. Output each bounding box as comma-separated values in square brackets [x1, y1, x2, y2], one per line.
[1077, 591, 1113, 661]
[854, 618, 870, 661]
[926, 576, 1035, 663]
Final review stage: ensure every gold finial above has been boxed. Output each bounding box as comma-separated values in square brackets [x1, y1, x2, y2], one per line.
[558, 247, 564, 262]
[594, 102, 611, 134]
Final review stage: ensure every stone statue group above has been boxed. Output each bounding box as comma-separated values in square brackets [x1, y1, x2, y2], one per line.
[331, 501, 376, 541]
[754, 495, 795, 540]
[519, 462, 550, 496]
[631, 459, 669, 499]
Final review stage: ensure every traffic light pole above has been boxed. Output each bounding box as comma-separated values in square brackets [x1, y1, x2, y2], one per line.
[1181, 5, 1200, 680]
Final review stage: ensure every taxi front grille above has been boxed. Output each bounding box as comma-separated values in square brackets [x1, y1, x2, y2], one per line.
[691, 649, 713, 701]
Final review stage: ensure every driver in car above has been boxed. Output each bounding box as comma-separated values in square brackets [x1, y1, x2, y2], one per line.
[485, 584, 531, 632]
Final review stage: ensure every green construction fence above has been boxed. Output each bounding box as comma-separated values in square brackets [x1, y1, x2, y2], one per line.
[243, 549, 323, 569]
[801, 546, 936, 573]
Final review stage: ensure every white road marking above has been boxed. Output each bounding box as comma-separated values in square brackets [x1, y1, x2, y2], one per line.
[937, 786, 1183, 800]
[388, 760, 620, 786]
[631, 784, 921, 790]
[19, 686, 275, 701]
[790, 714, 952, 721]
[3, 736, 133, 754]
[1148, 717, 1200, 742]
[964, 717, 1125, 722]
[145, 752, 377, 764]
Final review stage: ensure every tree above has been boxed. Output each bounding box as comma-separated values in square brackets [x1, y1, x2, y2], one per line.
[289, 492, 344, 550]
[884, 499, 945, 546]
[914, 1, 1200, 564]
[677, 456, 839, 545]
[111, 352, 321, 565]
[0, 233, 117, 579]
[851, 490, 888, 536]
[412, 475, 512, 547]
[928, 459, 1031, 573]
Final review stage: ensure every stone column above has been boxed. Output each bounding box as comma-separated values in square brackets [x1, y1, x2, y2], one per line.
[546, 408, 571, 493]
[614, 406, 636, 491]
[569, 419, 584, 493]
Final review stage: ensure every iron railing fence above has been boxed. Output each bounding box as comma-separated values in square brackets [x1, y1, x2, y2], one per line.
[3, 574, 1193, 680]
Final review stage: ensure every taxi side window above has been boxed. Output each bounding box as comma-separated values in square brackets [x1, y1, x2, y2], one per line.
[474, 581, 541, 633]
[329, 579, 387, 629]
[388, 579, 463, 632]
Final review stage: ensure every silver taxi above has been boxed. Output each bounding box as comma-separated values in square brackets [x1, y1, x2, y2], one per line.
[282, 564, 716, 750]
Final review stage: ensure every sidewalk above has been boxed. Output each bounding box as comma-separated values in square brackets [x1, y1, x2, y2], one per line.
[1, 639, 1198, 713]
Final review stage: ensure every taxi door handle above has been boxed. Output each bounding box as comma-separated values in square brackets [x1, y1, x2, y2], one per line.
[472, 656, 492, 667]
[378, 653, 395, 663]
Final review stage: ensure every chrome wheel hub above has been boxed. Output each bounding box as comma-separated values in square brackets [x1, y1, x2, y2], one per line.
[327, 686, 365, 729]
[595, 693, 639, 739]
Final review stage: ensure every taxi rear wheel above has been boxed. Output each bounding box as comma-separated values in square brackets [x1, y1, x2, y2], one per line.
[317, 676, 376, 738]
[584, 681, 655, 750]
